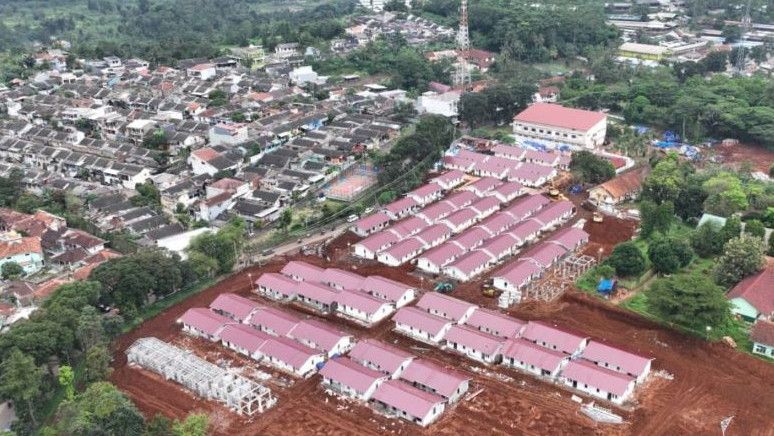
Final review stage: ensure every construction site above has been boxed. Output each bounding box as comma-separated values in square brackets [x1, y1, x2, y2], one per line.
[111, 205, 774, 435]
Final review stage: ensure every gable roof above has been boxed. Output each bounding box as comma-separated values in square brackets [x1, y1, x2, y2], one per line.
[349, 339, 414, 374]
[371, 379, 444, 419]
[521, 321, 588, 354]
[319, 357, 386, 394]
[415, 292, 478, 322]
[561, 360, 635, 396]
[514, 103, 606, 131]
[727, 262, 774, 316]
[595, 167, 648, 199]
[178, 308, 232, 335]
[581, 341, 652, 377]
[399, 359, 470, 398]
[750, 320, 774, 346]
[209, 293, 259, 322]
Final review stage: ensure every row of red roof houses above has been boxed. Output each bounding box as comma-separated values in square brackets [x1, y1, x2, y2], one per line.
[491, 225, 590, 306]
[443, 148, 559, 187]
[320, 338, 470, 426]
[390, 292, 652, 406]
[352, 176, 531, 268]
[254, 261, 416, 325]
[177, 293, 354, 377]
[417, 195, 577, 282]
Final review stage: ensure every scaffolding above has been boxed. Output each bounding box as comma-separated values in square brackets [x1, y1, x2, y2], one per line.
[126, 337, 277, 416]
[522, 254, 596, 302]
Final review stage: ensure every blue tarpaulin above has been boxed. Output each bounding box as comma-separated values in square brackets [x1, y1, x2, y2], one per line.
[597, 279, 615, 294]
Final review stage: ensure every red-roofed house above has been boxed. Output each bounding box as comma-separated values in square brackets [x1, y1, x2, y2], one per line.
[248, 306, 301, 336]
[399, 359, 470, 403]
[349, 339, 415, 378]
[353, 231, 400, 259]
[501, 337, 569, 378]
[383, 197, 419, 220]
[320, 356, 388, 400]
[258, 336, 326, 377]
[178, 308, 233, 341]
[444, 324, 505, 364]
[321, 268, 365, 291]
[351, 212, 391, 237]
[209, 293, 259, 322]
[492, 258, 543, 300]
[465, 308, 526, 338]
[521, 321, 589, 356]
[559, 360, 636, 405]
[220, 324, 272, 359]
[281, 260, 325, 282]
[359, 276, 416, 308]
[370, 379, 445, 427]
[378, 237, 424, 266]
[443, 249, 496, 282]
[512, 103, 607, 149]
[431, 170, 466, 190]
[416, 243, 465, 274]
[295, 282, 340, 313]
[415, 293, 478, 323]
[581, 341, 653, 383]
[548, 227, 590, 251]
[751, 320, 774, 358]
[393, 307, 454, 345]
[406, 183, 443, 206]
[727, 262, 774, 321]
[336, 289, 395, 325]
[255, 272, 298, 301]
[287, 319, 353, 356]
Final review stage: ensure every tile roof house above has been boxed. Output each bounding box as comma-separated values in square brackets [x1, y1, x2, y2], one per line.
[501, 337, 569, 378]
[258, 336, 326, 377]
[351, 212, 391, 237]
[209, 293, 259, 322]
[358, 276, 416, 308]
[349, 339, 415, 378]
[750, 320, 774, 358]
[287, 319, 353, 356]
[0, 235, 44, 275]
[220, 323, 272, 359]
[178, 308, 233, 341]
[416, 243, 465, 274]
[393, 306, 454, 345]
[443, 249, 496, 282]
[521, 321, 589, 356]
[248, 306, 301, 336]
[336, 288, 395, 325]
[581, 341, 653, 383]
[370, 379, 445, 427]
[255, 272, 298, 301]
[444, 324, 505, 364]
[383, 196, 419, 220]
[399, 359, 470, 403]
[727, 261, 774, 321]
[430, 170, 466, 190]
[465, 308, 526, 338]
[559, 360, 636, 405]
[415, 292, 478, 323]
[353, 230, 400, 259]
[589, 167, 648, 205]
[295, 281, 340, 313]
[503, 194, 551, 221]
[281, 260, 325, 282]
[378, 237, 424, 266]
[320, 356, 388, 400]
[321, 268, 365, 291]
[406, 183, 443, 206]
[548, 227, 590, 251]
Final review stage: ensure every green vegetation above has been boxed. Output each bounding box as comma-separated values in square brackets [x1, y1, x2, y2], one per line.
[569, 150, 615, 184]
[188, 218, 246, 275]
[459, 82, 536, 127]
[712, 234, 766, 288]
[562, 69, 774, 149]
[647, 233, 692, 275]
[607, 241, 647, 277]
[647, 272, 730, 332]
[1, 261, 24, 280]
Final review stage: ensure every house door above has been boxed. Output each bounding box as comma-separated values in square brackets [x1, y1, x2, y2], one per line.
[572, 381, 577, 388]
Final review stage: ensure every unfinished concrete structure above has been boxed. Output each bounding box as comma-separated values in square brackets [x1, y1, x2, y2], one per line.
[126, 337, 277, 415]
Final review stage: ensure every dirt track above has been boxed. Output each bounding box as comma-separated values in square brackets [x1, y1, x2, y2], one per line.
[112, 215, 774, 436]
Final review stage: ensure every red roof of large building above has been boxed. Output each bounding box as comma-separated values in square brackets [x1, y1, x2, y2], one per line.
[513, 103, 606, 131]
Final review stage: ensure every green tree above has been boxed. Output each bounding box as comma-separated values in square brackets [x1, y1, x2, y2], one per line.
[607, 242, 647, 277]
[146, 414, 174, 436]
[702, 173, 748, 216]
[744, 219, 766, 238]
[648, 234, 692, 274]
[58, 365, 75, 401]
[0, 349, 44, 426]
[76, 306, 104, 351]
[84, 345, 113, 383]
[674, 177, 708, 221]
[1, 261, 24, 279]
[52, 382, 145, 436]
[277, 208, 293, 232]
[647, 273, 730, 331]
[713, 234, 765, 288]
[642, 154, 687, 205]
[187, 251, 219, 279]
[720, 216, 742, 244]
[569, 151, 616, 184]
[640, 200, 674, 237]
[173, 413, 209, 436]
[377, 191, 396, 205]
[691, 223, 724, 258]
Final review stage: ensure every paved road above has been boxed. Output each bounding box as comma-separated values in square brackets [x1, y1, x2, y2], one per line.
[242, 224, 347, 265]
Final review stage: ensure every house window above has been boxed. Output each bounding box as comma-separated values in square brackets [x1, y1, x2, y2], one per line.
[754, 345, 767, 353]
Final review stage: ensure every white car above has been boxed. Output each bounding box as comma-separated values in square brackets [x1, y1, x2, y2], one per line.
[347, 214, 359, 223]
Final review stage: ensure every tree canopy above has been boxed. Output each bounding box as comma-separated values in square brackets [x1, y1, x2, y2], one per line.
[647, 272, 731, 331]
[569, 151, 615, 184]
[713, 234, 765, 288]
[607, 242, 647, 277]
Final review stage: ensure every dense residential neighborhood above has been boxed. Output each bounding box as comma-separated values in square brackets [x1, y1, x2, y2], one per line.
[0, 0, 772, 435]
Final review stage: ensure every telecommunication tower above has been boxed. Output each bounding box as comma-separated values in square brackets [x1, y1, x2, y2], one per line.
[453, 0, 471, 90]
[734, 0, 753, 75]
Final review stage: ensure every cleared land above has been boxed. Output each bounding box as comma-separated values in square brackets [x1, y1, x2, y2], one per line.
[112, 215, 774, 436]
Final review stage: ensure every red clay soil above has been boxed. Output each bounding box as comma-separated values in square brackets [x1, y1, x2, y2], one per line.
[713, 142, 774, 173]
[112, 233, 774, 436]
[583, 216, 639, 257]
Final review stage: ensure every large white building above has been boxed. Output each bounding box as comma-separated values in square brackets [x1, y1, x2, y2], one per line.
[512, 103, 607, 149]
[416, 91, 460, 119]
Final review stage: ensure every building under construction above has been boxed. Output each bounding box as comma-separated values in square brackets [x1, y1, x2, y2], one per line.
[126, 337, 277, 416]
